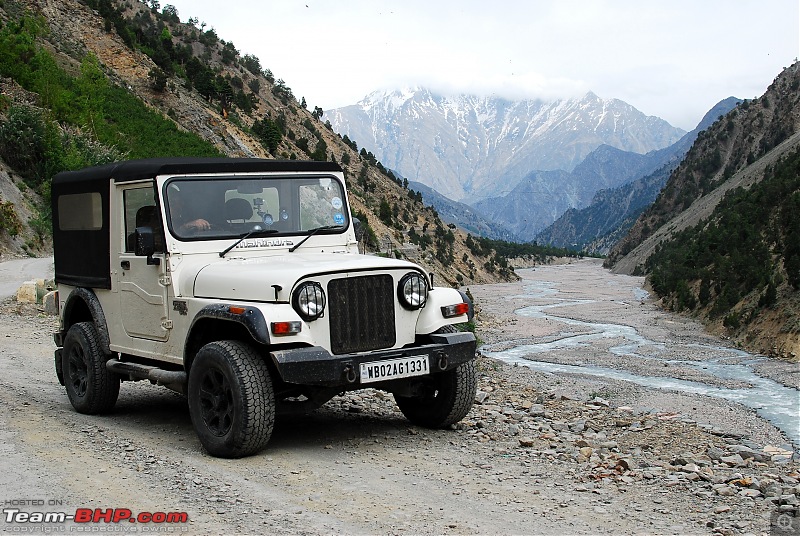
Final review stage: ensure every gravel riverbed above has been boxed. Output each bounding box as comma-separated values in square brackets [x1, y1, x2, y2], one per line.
[0, 258, 798, 535]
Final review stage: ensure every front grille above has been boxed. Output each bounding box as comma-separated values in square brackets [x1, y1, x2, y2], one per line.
[328, 275, 396, 354]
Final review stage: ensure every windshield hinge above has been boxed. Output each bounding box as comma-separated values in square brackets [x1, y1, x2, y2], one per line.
[159, 274, 172, 287]
[161, 319, 173, 330]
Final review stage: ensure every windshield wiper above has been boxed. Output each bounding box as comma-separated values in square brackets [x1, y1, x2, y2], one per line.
[288, 225, 343, 253]
[219, 228, 279, 258]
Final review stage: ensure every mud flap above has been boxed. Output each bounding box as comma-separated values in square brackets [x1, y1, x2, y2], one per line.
[54, 348, 64, 385]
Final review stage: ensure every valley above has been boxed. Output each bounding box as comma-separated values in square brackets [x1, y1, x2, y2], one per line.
[1, 259, 797, 535]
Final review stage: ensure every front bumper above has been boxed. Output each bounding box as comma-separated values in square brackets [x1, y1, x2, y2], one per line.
[270, 331, 477, 387]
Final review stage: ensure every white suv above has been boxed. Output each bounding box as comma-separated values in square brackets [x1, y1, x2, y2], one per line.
[51, 158, 477, 458]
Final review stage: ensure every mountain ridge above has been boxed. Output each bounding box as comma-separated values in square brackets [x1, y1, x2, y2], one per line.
[536, 97, 743, 252]
[606, 63, 800, 357]
[325, 88, 686, 202]
[0, 0, 519, 287]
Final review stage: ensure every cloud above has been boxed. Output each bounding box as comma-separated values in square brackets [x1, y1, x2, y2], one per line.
[167, 0, 799, 130]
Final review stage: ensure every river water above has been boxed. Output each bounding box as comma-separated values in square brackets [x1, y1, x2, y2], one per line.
[476, 263, 800, 446]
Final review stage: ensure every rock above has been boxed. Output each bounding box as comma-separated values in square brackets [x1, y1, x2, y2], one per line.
[764, 445, 795, 461]
[507, 424, 520, 436]
[579, 447, 593, 459]
[475, 391, 490, 404]
[678, 463, 701, 473]
[780, 494, 800, 506]
[672, 455, 690, 466]
[528, 404, 545, 417]
[16, 280, 39, 304]
[712, 484, 737, 497]
[727, 445, 768, 463]
[616, 458, 636, 471]
[738, 489, 761, 498]
[707, 447, 726, 461]
[43, 291, 59, 315]
[569, 420, 586, 433]
[587, 396, 610, 407]
[719, 454, 744, 467]
[518, 437, 535, 448]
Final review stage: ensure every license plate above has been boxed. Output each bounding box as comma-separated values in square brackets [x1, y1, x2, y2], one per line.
[359, 355, 430, 384]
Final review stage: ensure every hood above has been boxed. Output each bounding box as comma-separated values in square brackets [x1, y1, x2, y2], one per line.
[191, 253, 422, 302]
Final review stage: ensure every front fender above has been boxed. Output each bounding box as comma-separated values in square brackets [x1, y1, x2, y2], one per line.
[416, 287, 470, 335]
[191, 304, 271, 345]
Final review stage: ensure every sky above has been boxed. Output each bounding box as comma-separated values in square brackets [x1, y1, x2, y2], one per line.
[163, 0, 799, 131]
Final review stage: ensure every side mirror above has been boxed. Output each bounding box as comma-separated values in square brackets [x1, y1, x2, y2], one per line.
[353, 217, 365, 242]
[134, 227, 160, 266]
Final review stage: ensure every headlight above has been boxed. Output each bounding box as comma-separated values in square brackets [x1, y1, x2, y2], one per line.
[292, 281, 326, 321]
[398, 272, 428, 310]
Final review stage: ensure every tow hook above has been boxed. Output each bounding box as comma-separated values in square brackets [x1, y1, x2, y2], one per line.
[436, 351, 449, 371]
[344, 364, 357, 383]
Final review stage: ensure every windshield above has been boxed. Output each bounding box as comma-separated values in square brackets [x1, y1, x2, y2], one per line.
[164, 175, 348, 241]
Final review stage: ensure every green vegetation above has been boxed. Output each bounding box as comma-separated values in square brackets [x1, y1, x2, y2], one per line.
[0, 199, 23, 237]
[86, 0, 261, 115]
[0, 14, 220, 241]
[467, 235, 587, 263]
[646, 148, 800, 320]
[352, 210, 378, 250]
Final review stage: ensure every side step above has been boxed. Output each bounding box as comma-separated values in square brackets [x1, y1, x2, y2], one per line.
[106, 359, 187, 394]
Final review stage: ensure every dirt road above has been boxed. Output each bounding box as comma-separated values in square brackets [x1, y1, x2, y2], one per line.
[0, 259, 798, 535]
[0, 256, 52, 299]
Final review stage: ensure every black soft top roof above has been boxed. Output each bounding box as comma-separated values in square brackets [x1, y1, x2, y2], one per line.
[52, 157, 343, 186]
[52, 158, 342, 289]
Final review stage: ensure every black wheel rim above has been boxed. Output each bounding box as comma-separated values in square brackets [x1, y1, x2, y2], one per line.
[198, 368, 234, 437]
[67, 345, 89, 397]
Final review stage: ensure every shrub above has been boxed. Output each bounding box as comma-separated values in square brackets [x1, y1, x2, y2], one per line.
[0, 200, 23, 237]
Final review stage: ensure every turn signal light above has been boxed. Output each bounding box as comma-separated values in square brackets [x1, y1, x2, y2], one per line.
[441, 302, 470, 318]
[271, 321, 302, 336]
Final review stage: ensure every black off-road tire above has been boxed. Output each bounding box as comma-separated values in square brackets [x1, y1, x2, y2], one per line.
[395, 325, 477, 428]
[62, 322, 120, 414]
[187, 341, 275, 458]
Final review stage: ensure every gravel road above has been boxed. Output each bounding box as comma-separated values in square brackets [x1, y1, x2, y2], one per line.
[0, 258, 798, 535]
[0, 256, 53, 299]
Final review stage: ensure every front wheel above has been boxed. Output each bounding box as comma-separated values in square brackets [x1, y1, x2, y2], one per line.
[394, 360, 477, 428]
[62, 322, 120, 414]
[187, 341, 275, 458]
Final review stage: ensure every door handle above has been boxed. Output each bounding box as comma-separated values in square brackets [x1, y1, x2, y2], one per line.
[120, 260, 130, 270]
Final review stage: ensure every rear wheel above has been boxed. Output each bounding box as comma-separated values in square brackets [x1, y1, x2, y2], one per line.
[394, 326, 477, 428]
[187, 341, 275, 458]
[62, 322, 119, 414]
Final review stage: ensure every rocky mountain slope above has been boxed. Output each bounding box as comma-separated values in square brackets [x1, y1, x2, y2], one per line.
[537, 97, 742, 252]
[606, 63, 800, 356]
[475, 143, 678, 240]
[608, 65, 800, 273]
[407, 180, 516, 241]
[324, 88, 685, 202]
[0, 0, 513, 287]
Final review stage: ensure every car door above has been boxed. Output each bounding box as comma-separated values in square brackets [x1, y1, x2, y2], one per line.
[117, 184, 171, 341]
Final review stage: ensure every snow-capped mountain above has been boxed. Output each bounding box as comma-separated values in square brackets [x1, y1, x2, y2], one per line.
[324, 88, 686, 202]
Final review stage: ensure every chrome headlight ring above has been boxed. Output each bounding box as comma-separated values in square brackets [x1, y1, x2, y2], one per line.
[292, 281, 326, 321]
[398, 272, 428, 310]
